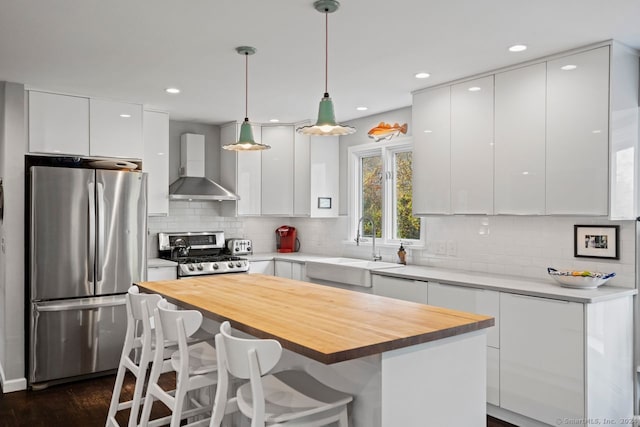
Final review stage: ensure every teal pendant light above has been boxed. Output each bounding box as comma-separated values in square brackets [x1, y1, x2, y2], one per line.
[297, 0, 355, 136]
[223, 46, 271, 151]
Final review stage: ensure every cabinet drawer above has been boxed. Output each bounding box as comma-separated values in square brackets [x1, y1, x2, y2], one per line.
[428, 282, 499, 348]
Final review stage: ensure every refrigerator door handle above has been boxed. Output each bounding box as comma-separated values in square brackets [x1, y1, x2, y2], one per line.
[34, 296, 126, 312]
[96, 181, 105, 284]
[88, 181, 96, 284]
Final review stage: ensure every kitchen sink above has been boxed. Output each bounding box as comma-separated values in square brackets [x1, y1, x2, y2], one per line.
[305, 257, 404, 288]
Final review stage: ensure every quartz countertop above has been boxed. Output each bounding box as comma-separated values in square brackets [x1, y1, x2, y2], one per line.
[371, 265, 636, 304]
[249, 252, 635, 304]
[147, 258, 178, 268]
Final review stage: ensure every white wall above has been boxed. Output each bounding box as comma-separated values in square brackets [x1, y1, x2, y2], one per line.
[0, 82, 26, 392]
[168, 119, 221, 183]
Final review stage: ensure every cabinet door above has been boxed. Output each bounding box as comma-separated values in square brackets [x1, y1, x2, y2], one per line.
[248, 261, 274, 275]
[546, 46, 609, 215]
[237, 125, 262, 216]
[147, 266, 177, 281]
[412, 86, 451, 214]
[371, 275, 427, 304]
[291, 263, 306, 281]
[451, 76, 494, 214]
[143, 111, 169, 216]
[310, 136, 339, 217]
[274, 260, 293, 279]
[500, 293, 584, 425]
[494, 63, 546, 214]
[427, 282, 499, 348]
[294, 131, 311, 216]
[90, 99, 143, 159]
[28, 91, 89, 156]
[261, 126, 294, 216]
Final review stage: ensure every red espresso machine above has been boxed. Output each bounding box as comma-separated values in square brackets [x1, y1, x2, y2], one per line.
[276, 225, 300, 253]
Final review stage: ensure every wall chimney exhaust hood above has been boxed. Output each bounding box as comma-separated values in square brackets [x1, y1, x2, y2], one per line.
[169, 133, 239, 201]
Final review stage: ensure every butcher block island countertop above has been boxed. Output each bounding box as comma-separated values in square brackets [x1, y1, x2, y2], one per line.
[136, 273, 494, 364]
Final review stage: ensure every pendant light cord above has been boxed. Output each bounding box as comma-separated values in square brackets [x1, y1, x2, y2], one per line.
[324, 10, 329, 96]
[245, 52, 249, 120]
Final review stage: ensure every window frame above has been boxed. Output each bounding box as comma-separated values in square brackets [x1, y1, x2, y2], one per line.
[347, 137, 424, 248]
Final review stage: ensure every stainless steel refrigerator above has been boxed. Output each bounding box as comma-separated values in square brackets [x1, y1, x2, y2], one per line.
[28, 165, 147, 386]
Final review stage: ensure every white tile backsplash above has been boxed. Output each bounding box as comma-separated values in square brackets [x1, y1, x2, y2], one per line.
[149, 204, 636, 289]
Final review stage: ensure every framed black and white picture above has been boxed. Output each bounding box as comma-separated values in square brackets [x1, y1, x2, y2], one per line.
[317, 197, 332, 209]
[574, 225, 619, 259]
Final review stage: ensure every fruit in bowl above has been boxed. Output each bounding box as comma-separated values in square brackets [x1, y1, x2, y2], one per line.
[547, 268, 615, 289]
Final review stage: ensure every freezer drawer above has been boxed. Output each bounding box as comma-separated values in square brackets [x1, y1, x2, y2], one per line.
[29, 296, 126, 385]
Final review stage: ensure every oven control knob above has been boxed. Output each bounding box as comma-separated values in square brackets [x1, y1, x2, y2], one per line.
[246, 246, 251, 253]
[235, 262, 242, 268]
[212, 263, 219, 270]
[196, 263, 204, 271]
[228, 262, 234, 268]
[188, 264, 195, 271]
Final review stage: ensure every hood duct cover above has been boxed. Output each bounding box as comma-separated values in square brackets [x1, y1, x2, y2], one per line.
[169, 133, 239, 201]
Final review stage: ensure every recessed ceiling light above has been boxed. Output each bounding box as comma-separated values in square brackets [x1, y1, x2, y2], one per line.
[269, 119, 280, 123]
[415, 72, 430, 79]
[356, 106, 368, 111]
[165, 87, 181, 94]
[561, 65, 577, 71]
[522, 171, 529, 175]
[468, 86, 481, 92]
[508, 44, 527, 52]
[592, 130, 602, 134]
[119, 114, 131, 118]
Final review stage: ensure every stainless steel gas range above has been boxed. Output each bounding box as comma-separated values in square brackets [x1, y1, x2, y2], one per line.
[158, 231, 251, 278]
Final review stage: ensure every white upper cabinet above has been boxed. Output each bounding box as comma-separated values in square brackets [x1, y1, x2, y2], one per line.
[220, 122, 263, 216]
[494, 62, 547, 214]
[293, 132, 311, 216]
[89, 98, 143, 159]
[28, 91, 90, 156]
[546, 46, 610, 215]
[143, 110, 169, 216]
[451, 75, 495, 214]
[29, 91, 143, 159]
[412, 86, 452, 215]
[221, 122, 339, 218]
[261, 126, 294, 216]
[309, 136, 339, 217]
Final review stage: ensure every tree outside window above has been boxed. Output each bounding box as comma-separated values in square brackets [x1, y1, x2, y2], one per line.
[350, 139, 422, 245]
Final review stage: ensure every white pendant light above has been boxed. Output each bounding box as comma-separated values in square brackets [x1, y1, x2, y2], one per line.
[223, 46, 271, 151]
[297, 0, 355, 136]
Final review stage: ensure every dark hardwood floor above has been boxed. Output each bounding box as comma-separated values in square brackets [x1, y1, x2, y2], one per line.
[0, 373, 518, 426]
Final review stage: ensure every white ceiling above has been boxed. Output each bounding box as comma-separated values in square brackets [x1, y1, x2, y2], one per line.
[1, 0, 639, 126]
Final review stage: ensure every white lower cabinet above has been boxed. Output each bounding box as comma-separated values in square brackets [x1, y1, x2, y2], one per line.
[248, 260, 274, 275]
[147, 266, 177, 281]
[371, 275, 427, 304]
[274, 260, 306, 281]
[500, 293, 584, 425]
[427, 282, 500, 406]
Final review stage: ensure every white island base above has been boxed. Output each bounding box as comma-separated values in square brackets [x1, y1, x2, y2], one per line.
[274, 329, 488, 427]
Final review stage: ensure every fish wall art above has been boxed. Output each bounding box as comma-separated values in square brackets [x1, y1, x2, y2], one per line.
[367, 122, 408, 141]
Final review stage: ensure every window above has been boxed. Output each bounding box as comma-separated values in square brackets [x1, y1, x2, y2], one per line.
[349, 138, 423, 246]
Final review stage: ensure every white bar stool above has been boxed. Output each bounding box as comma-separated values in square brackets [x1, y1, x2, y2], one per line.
[210, 321, 353, 427]
[139, 299, 218, 427]
[107, 286, 169, 427]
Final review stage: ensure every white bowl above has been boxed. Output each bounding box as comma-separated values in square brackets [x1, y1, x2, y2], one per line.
[547, 268, 615, 289]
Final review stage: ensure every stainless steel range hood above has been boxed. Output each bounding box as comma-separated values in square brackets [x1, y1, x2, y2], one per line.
[169, 133, 239, 201]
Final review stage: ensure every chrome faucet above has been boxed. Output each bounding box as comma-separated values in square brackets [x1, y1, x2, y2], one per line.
[356, 216, 382, 261]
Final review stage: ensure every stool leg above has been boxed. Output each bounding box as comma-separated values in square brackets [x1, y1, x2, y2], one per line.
[107, 358, 129, 425]
[337, 408, 349, 427]
[127, 363, 149, 427]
